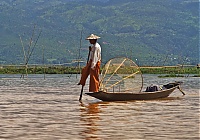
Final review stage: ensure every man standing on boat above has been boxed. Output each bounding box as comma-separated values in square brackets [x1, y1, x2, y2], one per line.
[78, 34, 101, 92]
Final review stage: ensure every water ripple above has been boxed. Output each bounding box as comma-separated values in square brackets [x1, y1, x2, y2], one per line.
[0, 74, 199, 140]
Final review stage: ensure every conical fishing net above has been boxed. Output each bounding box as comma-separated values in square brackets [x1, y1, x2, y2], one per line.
[99, 57, 143, 93]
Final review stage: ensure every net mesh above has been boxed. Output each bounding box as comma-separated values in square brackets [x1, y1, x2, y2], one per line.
[99, 57, 143, 93]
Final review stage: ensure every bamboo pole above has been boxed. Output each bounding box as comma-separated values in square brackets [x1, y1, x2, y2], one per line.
[19, 25, 42, 79]
[19, 35, 28, 78]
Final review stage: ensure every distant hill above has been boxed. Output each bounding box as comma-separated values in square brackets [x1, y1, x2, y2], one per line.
[0, 0, 198, 66]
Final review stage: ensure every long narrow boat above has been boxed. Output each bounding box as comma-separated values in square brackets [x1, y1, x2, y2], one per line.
[84, 57, 185, 102]
[85, 82, 183, 101]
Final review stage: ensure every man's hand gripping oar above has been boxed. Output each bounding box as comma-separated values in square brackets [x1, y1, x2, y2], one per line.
[79, 46, 91, 101]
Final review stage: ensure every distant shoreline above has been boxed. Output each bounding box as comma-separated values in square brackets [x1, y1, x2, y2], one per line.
[0, 65, 199, 77]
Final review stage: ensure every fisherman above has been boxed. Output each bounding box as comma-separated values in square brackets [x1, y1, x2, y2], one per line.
[77, 34, 101, 92]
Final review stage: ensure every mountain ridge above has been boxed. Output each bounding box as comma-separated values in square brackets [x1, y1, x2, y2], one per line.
[0, 0, 198, 66]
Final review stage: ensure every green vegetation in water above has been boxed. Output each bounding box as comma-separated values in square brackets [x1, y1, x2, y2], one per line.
[0, 66, 199, 77]
[158, 74, 200, 78]
[0, 66, 80, 74]
[158, 74, 185, 78]
[140, 67, 199, 75]
[192, 74, 200, 77]
[122, 75, 135, 79]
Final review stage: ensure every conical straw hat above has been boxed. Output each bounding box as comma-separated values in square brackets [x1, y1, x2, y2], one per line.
[86, 34, 101, 40]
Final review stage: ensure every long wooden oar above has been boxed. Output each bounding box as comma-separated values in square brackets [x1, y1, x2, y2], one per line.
[177, 86, 185, 95]
[79, 46, 91, 101]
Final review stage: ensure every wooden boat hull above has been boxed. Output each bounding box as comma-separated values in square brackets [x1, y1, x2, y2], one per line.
[85, 84, 179, 101]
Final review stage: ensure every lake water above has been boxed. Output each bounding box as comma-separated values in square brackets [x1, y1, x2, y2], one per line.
[0, 74, 199, 140]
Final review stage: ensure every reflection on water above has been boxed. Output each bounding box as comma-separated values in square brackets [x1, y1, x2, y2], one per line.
[0, 74, 199, 140]
[80, 102, 101, 140]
